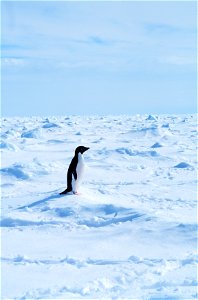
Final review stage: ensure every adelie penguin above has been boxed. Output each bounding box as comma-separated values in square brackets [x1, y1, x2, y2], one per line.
[60, 146, 89, 195]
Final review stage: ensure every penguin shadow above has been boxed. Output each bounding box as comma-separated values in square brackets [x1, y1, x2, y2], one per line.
[17, 190, 65, 210]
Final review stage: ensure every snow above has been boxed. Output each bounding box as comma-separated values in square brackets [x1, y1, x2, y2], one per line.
[151, 142, 163, 149]
[174, 162, 194, 169]
[1, 114, 197, 299]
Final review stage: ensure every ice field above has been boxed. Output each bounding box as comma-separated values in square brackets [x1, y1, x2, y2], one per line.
[1, 114, 197, 299]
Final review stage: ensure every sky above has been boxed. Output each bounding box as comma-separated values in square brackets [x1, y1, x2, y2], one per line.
[1, 0, 197, 116]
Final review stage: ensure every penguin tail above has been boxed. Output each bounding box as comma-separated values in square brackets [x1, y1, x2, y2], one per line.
[59, 188, 71, 195]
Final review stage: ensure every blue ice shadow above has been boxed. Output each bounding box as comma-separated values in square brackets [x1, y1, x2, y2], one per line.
[17, 191, 64, 210]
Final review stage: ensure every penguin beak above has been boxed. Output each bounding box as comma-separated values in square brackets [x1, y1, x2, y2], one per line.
[79, 146, 89, 154]
[81, 147, 89, 154]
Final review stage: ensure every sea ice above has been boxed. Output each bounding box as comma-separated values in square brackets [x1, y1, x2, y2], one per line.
[1, 114, 197, 299]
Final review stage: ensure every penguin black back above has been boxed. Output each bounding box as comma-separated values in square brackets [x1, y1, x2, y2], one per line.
[60, 146, 89, 195]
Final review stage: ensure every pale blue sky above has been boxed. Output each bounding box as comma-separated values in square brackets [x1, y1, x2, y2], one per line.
[1, 1, 197, 116]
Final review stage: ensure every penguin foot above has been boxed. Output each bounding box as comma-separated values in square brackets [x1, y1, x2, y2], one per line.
[73, 191, 80, 195]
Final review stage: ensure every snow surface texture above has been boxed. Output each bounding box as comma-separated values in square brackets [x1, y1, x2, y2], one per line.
[1, 114, 197, 300]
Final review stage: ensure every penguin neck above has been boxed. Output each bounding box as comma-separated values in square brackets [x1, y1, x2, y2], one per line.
[76, 152, 84, 160]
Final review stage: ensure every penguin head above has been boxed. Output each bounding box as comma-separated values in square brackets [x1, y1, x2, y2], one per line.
[75, 146, 89, 155]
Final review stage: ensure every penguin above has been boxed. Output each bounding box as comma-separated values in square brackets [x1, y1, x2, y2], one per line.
[60, 146, 89, 195]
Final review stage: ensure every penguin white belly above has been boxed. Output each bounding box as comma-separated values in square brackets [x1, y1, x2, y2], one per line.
[72, 153, 85, 193]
